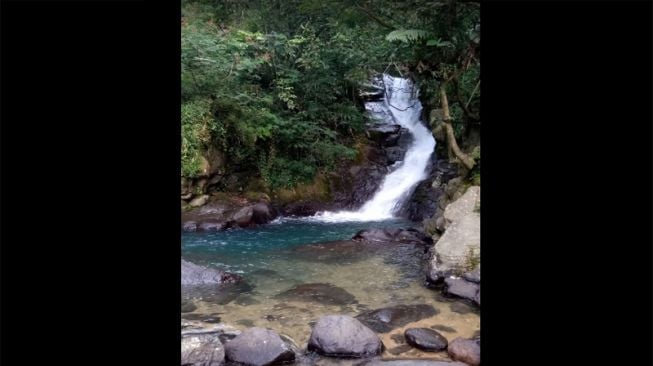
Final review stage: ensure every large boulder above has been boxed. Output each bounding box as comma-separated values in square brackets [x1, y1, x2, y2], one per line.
[181, 332, 225, 366]
[447, 338, 480, 366]
[252, 202, 278, 224]
[224, 327, 295, 366]
[308, 315, 383, 357]
[428, 186, 480, 281]
[189, 195, 210, 208]
[232, 206, 254, 227]
[355, 304, 438, 333]
[181, 259, 241, 286]
[404, 328, 448, 352]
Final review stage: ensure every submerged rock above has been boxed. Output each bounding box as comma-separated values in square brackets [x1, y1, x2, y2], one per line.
[198, 220, 226, 232]
[275, 283, 356, 306]
[181, 332, 225, 366]
[181, 259, 241, 286]
[404, 328, 448, 352]
[308, 315, 383, 358]
[360, 361, 467, 366]
[447, 338, 480, 366]
[224, 327, 295, 366]
[352, 228, 432, 245]
[355, 304, 439, 333]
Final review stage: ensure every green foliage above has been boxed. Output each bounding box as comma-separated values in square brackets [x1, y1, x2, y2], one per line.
[386, 29, 429, 43]
[180, 0, 480, 189]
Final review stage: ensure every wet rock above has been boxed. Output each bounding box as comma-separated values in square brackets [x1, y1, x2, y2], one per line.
[308, 315, 383, 357]
[281, 202, 326, 216]
[225, 327, 295, 366]
[190, 195, 210, 208]
[404, 328, 448, 352]
[275, 283, 356, 306]
[181, 313, 221, 323]
[430, 325, 456, 333]
[352, 228, 432, 245]
[390, 334, 406, 344]
[444, 277, 479, 304]
[183, 221, 198, 232]
[361, 361, 467, 366]
[449, 302, 475, 315]
[447, 338, 480, 366]
[387, 344, 413, 355]
[182, 259, 241, 286]
[385, 146, 407, 164]
[462, 266, 480, 284]
[181, 332, 225, 366]
[252, 202, 278, 224]
[355, 304, 439, 333]
[236, 319, 255, 327]
[368, 124, 401, 145]
[198, 220, 225, 232]
[232, 206, 254, 228]
[181, 300, 197, 313]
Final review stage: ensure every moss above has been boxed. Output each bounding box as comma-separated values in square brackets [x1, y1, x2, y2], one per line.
[464, 247, 481, 272]
[273, 173, 332, 204]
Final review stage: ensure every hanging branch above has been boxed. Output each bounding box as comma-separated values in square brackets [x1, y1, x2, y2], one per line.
[355, 4, 395, 29]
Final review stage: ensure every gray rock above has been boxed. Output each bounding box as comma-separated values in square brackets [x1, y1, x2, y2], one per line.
[182, 259, 241, 286]
[198, 220, 225, 232]
[308, 315, 383, 357]
[404, 328, 448, 352]
[190, 195, 210, 208]
[355, 304, 438, 333]
[443, 186, 479, 229]
[183, 221, 198, 232]
[448, 338, 480, 366]
[224, 327, 295, 366]
[444, 277, 479, 304]
[462, 266, 480, 283]
[181, 332, 225, 366]
[232, 206, 254, 228]
[428, 187, 480, 278]
[252, 202, 277, 224]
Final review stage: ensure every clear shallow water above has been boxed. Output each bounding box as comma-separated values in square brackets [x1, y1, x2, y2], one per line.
[181, 219, 480, 360]
[182, 217, 410, 274]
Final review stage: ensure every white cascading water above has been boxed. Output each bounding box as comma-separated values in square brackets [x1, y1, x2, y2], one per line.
[312, 74, 436, 222]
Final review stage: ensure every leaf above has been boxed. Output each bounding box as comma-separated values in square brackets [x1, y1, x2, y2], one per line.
[386, 29, 429, 43]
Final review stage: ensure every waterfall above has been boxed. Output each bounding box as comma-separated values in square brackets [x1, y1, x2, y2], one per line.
[312, 74, 436, 222]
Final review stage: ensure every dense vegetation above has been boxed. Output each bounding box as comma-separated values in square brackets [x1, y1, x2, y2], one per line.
[181, 0, 480, 192]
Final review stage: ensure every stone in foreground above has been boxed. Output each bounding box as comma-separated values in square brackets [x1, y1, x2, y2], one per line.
[181, 332, 225, 366]
[308, 315, 383, 358]
[404, 328, 448, 352]
[224, 327, 295, 366]
[447, 338, 480, 366]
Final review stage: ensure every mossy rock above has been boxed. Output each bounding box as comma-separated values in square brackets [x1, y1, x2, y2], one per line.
[273, 174, 331, 204]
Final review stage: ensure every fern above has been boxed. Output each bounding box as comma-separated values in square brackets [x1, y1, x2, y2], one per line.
[385, 29, 429, 43]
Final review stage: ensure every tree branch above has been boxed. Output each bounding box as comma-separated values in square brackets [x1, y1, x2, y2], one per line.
[355, 4, 395, 29]
[440, 86, 475, 170]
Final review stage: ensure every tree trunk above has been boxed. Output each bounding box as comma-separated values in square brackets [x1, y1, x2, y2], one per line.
[440, 86, 475, 170]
